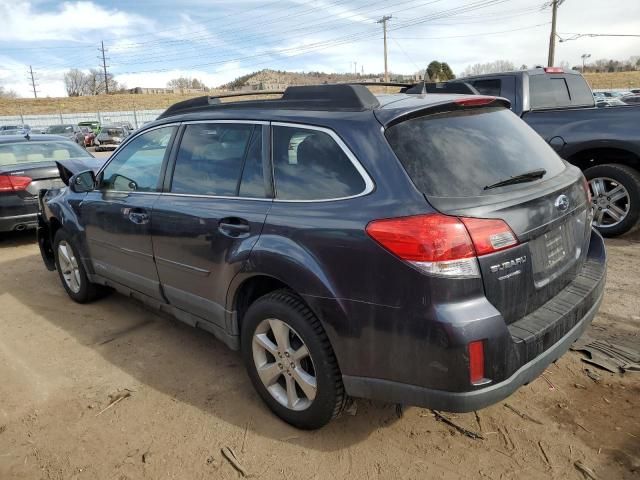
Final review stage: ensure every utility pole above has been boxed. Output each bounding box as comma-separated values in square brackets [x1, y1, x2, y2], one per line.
[28, 65, 38, 99]
[99, 41, 110, 94]
[547, 0, 564, 67]
[581, 53, 591, 73]
[377, 15, 392, 82]
[354, 61, 357, 75]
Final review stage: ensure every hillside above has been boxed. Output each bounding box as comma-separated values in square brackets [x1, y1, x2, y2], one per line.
[2, 69, 639, 116]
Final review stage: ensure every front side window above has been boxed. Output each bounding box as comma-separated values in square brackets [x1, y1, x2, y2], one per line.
[100, 126, 174, 192]
[171, 123, 264, 197]
[272, 126, 366, 200]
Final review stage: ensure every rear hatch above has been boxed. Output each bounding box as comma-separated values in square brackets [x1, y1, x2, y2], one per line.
[383, 102, 592, 324]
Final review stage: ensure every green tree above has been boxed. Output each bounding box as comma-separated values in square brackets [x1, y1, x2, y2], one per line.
[426, 61, 442, 81]
[441, 62, 456, 80]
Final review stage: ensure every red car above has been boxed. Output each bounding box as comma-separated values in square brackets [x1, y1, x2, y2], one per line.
[79, 126, 95, 147]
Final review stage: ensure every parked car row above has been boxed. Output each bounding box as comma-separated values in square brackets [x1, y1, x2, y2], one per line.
[593, 89, 640, 106]
[0, 120, 138, 148]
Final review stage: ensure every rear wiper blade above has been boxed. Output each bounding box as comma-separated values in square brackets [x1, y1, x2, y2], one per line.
[484, 168, 547, 190]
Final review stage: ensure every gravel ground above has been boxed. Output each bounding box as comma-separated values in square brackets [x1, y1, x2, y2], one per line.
[0, 215, 638, 479]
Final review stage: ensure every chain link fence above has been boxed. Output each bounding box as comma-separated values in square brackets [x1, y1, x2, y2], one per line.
[0, 109, 165, 131]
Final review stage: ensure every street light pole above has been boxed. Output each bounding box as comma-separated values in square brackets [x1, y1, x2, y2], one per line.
[581, 53, 591, 73]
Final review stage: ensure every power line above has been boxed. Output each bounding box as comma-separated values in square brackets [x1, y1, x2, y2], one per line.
[559, 32, 640, 42]
[28, 65, 39, 99]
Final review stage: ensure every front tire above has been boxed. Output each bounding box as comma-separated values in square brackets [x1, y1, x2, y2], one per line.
[241, 290, 347, 429]
[585, 164, 640, 237]
[53, 229, 101, 303]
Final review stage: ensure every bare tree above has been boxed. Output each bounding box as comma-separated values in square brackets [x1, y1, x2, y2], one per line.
[64, 69, 87, 97]
[82, 69, 119, 95]
[460, 60, 516, 77]
[167, 77, 207, 92]
[0, 85, 18, 98]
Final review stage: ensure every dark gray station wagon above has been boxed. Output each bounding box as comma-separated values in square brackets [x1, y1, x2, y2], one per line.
[38, 85, 606, 429]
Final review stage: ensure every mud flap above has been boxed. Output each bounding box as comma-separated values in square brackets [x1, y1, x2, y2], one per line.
[37, 189, 56, 271]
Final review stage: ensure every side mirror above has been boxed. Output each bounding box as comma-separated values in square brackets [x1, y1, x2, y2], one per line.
[69, 170, 96, 193]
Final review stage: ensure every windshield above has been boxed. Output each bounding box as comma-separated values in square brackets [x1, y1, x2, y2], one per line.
[47, 125, 74, 134]
[0, 141, 91, 166]
[385, 107, 566, 197]
[102, 128, 124, 136]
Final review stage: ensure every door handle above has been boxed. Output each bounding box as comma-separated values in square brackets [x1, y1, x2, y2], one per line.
[127, 209, 150, 225]
[218, 218, 250, 237]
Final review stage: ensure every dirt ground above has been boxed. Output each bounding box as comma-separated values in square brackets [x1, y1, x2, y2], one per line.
[0, 226, 638, 480]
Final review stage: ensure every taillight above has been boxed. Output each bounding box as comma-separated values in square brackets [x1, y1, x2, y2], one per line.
[468, 340, 485, 384]
[0, 175, 32, 192]
[544, 67, 564, 73]
[460, 217, 518, 255]
[454, 96, 496, 107]
[366, 213, 518, 277]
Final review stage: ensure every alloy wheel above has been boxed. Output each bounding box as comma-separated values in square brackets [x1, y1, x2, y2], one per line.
[57, 241, 81, 293]
[252, 318, 317, 411]
[589, 177, 630, 228]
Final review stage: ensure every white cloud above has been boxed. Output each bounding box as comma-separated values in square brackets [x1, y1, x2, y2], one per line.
[1, 0, 639, 98]
[0, 1, 152, 42]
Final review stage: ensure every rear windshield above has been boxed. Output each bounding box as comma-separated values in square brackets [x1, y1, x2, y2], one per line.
[0, 141, 90, 166]
[385, 107, 566, 197]
[529, 74, 594, 109]
[47, 125, 74, 134]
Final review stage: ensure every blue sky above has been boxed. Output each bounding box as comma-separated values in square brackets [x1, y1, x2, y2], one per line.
[1, 0, 639, 97]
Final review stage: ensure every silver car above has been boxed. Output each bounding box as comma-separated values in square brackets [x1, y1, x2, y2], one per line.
[94, 126, 129, 152]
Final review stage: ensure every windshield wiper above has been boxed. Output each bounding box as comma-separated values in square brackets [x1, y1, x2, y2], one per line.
[484, 168, 547, 190]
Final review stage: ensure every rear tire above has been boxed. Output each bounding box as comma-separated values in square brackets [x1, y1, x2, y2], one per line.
[585, 164, 640, 237]
[53, 229, 102, 303]
[241, 289, 347, 429]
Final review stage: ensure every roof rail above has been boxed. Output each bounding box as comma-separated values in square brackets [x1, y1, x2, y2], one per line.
[158, 84, 382, 119]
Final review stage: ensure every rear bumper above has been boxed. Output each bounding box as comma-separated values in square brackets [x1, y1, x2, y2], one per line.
[0, 193, 39, 231]
[342, 229, 606, 411]
[343, 287, 603, 411]
[0, 213, 37, 232]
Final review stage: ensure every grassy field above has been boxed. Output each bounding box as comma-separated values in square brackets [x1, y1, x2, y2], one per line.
[1, 71, 639, 116]
[584, 71, 640, 90]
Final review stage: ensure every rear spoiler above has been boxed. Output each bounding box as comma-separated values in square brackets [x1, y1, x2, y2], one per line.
[375, 96, 512, 128]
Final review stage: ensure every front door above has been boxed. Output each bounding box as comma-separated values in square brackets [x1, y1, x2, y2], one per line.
[80, 125, 177, 299]
[151, 122, 272, 328]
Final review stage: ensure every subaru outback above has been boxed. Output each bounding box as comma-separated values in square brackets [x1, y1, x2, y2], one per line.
[37, 84, 606, 429]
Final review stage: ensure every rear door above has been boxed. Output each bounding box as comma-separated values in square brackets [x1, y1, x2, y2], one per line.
[151, 121, 272, 328]
[80, 125, 177, 299]
[384, 106, 592, 324]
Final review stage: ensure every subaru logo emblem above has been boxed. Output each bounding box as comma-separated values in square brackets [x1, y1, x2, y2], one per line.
[555, 194, 570, 212]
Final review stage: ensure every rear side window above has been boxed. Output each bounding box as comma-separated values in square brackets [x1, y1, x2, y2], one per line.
[385, 108, 566, 197]
[530, 74, 594, 109]
[272, 126, 366, 200]
[171, 123, 265, 197]
[472, 79, 501, 96]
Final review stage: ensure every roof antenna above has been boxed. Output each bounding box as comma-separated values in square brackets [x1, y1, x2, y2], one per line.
[420, 68, 427, 94]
